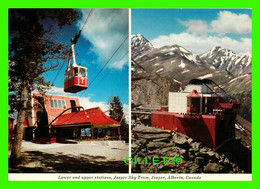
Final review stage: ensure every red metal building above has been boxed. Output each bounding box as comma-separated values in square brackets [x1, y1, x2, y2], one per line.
[151, 79, 240, 150]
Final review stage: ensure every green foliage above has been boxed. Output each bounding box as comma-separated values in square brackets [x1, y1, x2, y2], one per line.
[108, 96, 129, 142]
[109, 96, 124, 122]
[8, 9, 78, 113]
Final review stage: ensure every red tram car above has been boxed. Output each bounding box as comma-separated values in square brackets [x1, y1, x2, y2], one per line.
[64, 66, 88, 93]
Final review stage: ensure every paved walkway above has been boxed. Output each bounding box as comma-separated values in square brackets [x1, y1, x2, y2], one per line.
[9, 141, 129, 173]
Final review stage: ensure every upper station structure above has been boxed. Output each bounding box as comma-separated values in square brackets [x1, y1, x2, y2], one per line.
[151, 79, 240, 150]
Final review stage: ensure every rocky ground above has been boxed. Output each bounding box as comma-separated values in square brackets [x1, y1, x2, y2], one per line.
[131, 118, 248, 173]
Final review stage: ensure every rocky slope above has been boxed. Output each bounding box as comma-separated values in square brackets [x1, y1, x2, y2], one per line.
[131, 121, 247, 173]
[131, 59, 180, 106]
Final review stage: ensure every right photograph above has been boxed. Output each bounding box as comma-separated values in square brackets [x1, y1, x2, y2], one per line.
[131, 9, 252, 174]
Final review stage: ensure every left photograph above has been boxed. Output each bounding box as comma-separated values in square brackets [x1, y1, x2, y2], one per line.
[8, 9, 129, 173]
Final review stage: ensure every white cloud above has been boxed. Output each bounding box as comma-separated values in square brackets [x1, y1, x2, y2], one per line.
[79, 97, 109, 112]
[151, 32, 251, 54]
[48, 86, 67, 95]
[179, 19, 209, 37]
[123, 104, 129, 121]
[210, 11, 252, 34]
[179, 11, 251, 36]
[77, 9, 129, 70]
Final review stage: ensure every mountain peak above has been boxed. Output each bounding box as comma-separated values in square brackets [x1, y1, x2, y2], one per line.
[211, 46, 235, 54]
[200, 46, 251, 76]
[131, 34, 153, 47]
[131, 34, 154, 59]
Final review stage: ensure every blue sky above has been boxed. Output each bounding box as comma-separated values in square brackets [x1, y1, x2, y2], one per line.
[132, 9, 252, 54]
[43, 9, 129, 118]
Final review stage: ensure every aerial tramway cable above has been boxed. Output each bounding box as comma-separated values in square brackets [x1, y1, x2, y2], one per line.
[71, 9, 94, 45]
[92, 49, 129, 89]
[51, 9, 93, 86]
[64, 9, 94, 93]
[51, 60, 66, 86]
[51, 9, 128, 95]
[80, 35, 129, 97]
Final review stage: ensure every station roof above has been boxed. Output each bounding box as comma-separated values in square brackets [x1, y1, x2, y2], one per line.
[52, 107, 120, 127]
[189, 79, 213, 85]
[187, 90, 201, 98]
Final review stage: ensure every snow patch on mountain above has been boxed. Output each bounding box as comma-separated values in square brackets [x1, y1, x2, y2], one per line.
[179, 60, 186, 68]
[198, 74, 213, 79]
[184, 54, 197, 63]
[179, 47, 189, 53]
[173, 79, 182, 84]
[182, 69, 190, 73]
[169, 47, 178, 51]
[148, 56, 159, 62]
[228, 74, 249, 84]
[166, 52, 175, 56]
[156, 68, 164, 73]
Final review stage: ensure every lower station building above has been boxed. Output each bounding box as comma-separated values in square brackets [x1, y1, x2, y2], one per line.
[23, 93, 120, 143]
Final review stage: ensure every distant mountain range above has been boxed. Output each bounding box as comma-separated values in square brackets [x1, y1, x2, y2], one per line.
[131, 34, 252, 121]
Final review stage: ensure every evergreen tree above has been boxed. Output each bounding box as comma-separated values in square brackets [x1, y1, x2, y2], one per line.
[108, 96, 129, 142]
[8, 9, 78, 165]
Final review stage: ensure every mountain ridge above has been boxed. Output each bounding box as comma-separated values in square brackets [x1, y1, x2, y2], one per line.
[131, 34, 252, 121]
[131, 34, 251, 77]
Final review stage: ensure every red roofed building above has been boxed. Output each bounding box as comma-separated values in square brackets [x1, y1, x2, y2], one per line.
[24, 93, 121, 143]
[187, 90, 201, 113]
[33, 93, 80, 124]
[51, 107, 120, 141]
[187, 89, 201, 98]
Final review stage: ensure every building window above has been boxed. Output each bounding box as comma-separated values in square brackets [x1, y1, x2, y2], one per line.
[50, 99, 54, 108]
[58, 100, 62, 109]
[54, 99, 58, 108]
[62, 100, 66, 109]
[81, 128, 91, 137]
[50, 99, 66, 109]
[86, 128, 91, 137]
[81, 128, 86, 136]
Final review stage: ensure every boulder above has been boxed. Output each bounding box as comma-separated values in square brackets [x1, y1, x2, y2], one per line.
[172, 135, 189, 149]
[183, 161, 200, 173]
[203, 163, 220, 173]
[190, 142, 202, 152]
[135, 133, 171, 140]
[195, 157, 206, 166]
